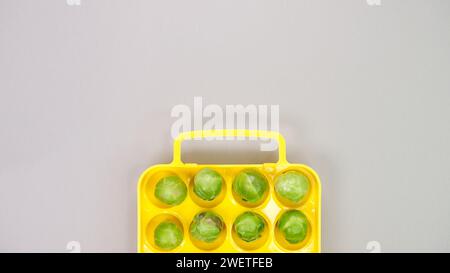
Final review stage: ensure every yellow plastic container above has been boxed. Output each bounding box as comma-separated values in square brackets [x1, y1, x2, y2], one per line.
[137, 130, 321, 253]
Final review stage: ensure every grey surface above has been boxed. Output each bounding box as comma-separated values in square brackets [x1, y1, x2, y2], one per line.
[1, 0, 450, 252]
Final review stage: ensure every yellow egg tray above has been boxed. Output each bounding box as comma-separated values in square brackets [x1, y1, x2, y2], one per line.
[137, 130, 321, 253]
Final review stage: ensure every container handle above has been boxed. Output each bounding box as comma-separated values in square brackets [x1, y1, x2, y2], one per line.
[172, 129, 287, 164]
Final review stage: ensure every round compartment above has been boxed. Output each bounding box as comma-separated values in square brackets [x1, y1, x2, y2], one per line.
[273, 170, 311, 208]
[189, 211, 226, 250]
[145, 171, 188, 208]
[274, 209, 311, 251]
[232, 169, 270, 208]
[146, 213, 185, 252]
[231, 211, 270, 251]
[189, 168, 226, 208]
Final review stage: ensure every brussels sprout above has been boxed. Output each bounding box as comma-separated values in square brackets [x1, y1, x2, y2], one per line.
[193, 168, 223, 201]
[275, 171, 310, 203]
[155, 176, 187, 206]
[154, 221, 183, 250]
[190, 211, 224, 243]
[234, 212, 266, 242]
[232, 169, 268, 204]
[277, 210, 308, 244]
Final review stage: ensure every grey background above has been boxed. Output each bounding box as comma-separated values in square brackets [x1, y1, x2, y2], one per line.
[1, 0, 449, 252]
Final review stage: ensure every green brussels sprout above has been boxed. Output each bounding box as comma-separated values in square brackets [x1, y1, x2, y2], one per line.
[232, 169, 268, 204]
[154, 176, 187, 206]
[234, 212, 266, 242]
[154, 221, 183, 250]
[275, 171, 310, 203]
[190, 211, 224, 243]
[193, 168, 223, 201]
[277, 210, 308, 244]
